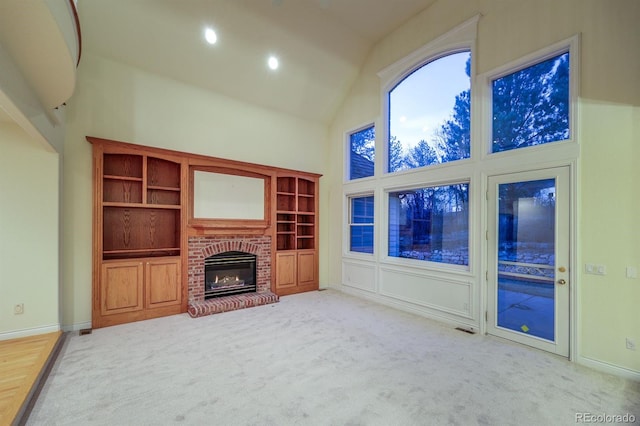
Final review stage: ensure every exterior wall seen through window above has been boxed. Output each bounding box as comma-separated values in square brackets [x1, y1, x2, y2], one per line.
[349, 126, 375, 180]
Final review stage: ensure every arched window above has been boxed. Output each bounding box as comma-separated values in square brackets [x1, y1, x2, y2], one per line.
[388, 51, 471, 173]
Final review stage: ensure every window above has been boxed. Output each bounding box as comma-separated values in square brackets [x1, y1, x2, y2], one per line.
[388, 51, 471, 173]
[349, 195, 374, 254]
[492, 52, 570, 153]
[349, 126, 375, 180]
[388, 183, 469, 266]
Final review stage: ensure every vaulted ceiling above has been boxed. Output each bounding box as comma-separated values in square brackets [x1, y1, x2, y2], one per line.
[78, 0, 437, 124]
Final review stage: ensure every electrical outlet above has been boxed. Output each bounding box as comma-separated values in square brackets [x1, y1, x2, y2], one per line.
[14, 303, 24, 315]
[626, 338, 636, 351]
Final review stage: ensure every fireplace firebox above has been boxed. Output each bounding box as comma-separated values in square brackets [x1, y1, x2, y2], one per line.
[204, 251, 257, 298]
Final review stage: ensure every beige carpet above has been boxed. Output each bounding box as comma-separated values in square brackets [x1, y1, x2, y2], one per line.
[28, 290, 639, 425]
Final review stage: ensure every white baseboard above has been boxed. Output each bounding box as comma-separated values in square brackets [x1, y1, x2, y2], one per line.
[337, 284, 478, 332]
[578, 355, 640, 381]
[0, 324, 61, 341]
[61, 321, 92, 332]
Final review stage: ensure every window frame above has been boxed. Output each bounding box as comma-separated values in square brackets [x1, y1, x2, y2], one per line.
[384, 180, 471, 271]
[347, 193, 376, 255]
[345, 124, 376, 182]
[339, 17, 579, 339]
[386, 50, 473, 173]
[490, 51, 570, 154]
[480, 35, 580, 161]
[378, 16, 480, 176]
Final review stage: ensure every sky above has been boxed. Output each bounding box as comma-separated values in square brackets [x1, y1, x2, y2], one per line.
[389, 51, 470, 154]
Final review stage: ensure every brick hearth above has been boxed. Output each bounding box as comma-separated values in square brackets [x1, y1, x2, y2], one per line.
[187, 235, 278, 317]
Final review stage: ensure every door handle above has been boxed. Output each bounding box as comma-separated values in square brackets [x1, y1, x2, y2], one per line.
[557, 279, 566, 285]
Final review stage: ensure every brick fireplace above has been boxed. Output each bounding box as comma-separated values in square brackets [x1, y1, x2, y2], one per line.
[187, 235, 278, 317]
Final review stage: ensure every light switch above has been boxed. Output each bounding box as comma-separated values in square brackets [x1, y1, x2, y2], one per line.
[585, 263, 606, 275]
[626, 266, 638, 279]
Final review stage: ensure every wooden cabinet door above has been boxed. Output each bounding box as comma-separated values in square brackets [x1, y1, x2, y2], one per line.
[297, 251, 316, 287]
[145, 258, 181, 308]
[101, 261, 144, 316]
[275, 252, 297, 289]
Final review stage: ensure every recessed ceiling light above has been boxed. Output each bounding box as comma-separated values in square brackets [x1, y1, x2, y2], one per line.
[268, 56, 279, 70]
[204, 28, 217, 45]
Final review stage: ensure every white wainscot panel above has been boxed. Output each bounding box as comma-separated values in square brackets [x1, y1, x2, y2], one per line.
[342, 261, 376, 293]
[379, 267, 472, 319]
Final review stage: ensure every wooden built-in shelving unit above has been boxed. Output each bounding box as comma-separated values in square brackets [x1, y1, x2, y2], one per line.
[89, 136, 320, 328]
[90, 138, 187, 328]
[274, 175, 319, 295]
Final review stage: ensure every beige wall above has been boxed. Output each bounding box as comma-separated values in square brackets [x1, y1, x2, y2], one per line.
[61, 53, 330, 329]
[0, 122, 59, 337]
[327, 0, 640, 374]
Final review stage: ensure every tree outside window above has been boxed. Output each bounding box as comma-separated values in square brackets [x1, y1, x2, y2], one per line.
[388, 51, 471, 173]
[492, 52, 570, 153]
[388, 183, 469, 266]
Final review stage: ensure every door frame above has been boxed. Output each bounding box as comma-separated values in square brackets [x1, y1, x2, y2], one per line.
[481, 163, 578, 360]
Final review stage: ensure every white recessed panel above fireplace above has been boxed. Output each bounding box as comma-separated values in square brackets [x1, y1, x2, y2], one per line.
[194, 171, 264, 220]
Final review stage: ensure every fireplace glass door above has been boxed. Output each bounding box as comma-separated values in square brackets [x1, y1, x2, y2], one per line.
[204, 251, 256, 298]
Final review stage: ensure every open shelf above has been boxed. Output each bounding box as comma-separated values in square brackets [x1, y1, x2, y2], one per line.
[275, 176, 317, 251]
[296, 236, 315, 250]
[103, 154, 143, 179]
[100, 153, 183, 261]
[297, 178, 315, 196]
[277, 234, 295, 251]
[277, 176, 296, 193]
[103, 207, 180, 257]
[103, 179, 143, 203]
[147, 157, 180, 189]
[103, 202, 181, 209]
[147, 189, 181, 205]
[277, 193, 295, 212]
[103, 248, 181, 260]
[103, 175, 143, 182]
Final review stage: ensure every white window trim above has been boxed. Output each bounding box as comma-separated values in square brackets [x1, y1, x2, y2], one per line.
[339, 17, 581, 343]
[475, 35, 580, 354]
[378, 14, 480, 175]
[478, 34, 581, 163]
[344, 192, 376, 258]
[377, 15, 480, 87]
[382, 180, 472, 273]
[344, 123, 376, 184]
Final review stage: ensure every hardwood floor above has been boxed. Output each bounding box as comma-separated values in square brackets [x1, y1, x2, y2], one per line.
[0, 331, 63, 426]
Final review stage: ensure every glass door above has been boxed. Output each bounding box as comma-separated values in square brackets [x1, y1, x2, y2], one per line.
[487, 167, 570, 357]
